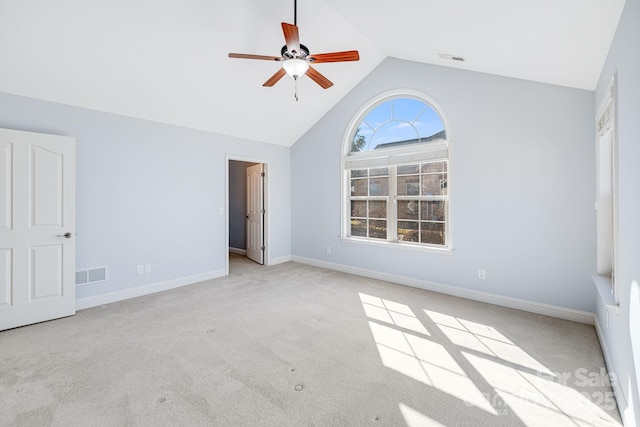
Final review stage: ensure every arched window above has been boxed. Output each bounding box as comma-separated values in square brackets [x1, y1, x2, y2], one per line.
[342, 90, 451, 249]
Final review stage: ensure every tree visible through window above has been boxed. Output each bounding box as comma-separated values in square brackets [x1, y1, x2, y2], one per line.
[343, 94, 450, 248]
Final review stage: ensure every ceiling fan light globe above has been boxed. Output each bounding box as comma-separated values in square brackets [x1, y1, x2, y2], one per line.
[283, 59, 309, 78]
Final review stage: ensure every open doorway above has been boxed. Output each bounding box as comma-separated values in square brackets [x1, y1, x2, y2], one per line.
[227, 158, 268, 274]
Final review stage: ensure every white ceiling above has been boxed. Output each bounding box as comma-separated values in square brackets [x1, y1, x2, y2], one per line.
[0, 0, 625, 146]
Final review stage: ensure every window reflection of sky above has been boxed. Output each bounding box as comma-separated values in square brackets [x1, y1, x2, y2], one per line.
[355, 98, 446, 152]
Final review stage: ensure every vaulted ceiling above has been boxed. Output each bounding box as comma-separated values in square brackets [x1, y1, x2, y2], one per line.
[0, 0, 625, 146]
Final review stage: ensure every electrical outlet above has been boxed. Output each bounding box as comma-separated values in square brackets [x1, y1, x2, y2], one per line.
[326, 246, 331, 254]
[145, 264, 151, 274]
[478, 269, 486, 280]
[136, 265, 144, 275]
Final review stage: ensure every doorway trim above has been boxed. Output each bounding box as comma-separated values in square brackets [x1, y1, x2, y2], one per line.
[225, 155, 270, 276]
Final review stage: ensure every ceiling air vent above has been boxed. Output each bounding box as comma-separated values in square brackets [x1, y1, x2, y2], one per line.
[438, 53, 465, 62]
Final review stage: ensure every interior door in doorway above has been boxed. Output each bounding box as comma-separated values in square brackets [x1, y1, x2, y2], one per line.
[0, 128, 76, 331]
[246, 163, 264, 265]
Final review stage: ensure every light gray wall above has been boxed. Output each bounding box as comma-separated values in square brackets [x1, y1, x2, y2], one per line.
[0, 92, 291, 300]
[291, 57, 596, 312]
[228, 161, 256, 250]
[594, 0, 640, 423]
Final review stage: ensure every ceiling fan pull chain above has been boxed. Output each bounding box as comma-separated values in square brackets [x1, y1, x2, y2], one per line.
[294, 77, 299, 101]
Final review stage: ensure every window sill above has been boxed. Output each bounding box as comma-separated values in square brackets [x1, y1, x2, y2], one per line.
[341, 237, 454, 255]
[592, 274, 620, 314]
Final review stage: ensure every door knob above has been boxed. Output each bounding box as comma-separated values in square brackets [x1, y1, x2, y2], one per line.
[56, 232, 72, 238]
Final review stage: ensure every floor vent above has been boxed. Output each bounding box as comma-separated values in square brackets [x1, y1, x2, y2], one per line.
[76, 267, 108, 286]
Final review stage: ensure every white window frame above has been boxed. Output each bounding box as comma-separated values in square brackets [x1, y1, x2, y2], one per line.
[594, 76, 618, 305]
[340, 89, 453, 254]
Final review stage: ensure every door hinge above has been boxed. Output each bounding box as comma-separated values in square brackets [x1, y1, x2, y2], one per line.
[261, 245, 266, 251]
[261, 209, 266, 214]
[261, 172, 265, 177]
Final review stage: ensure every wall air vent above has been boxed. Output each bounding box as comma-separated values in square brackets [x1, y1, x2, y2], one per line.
[438, 53, 466, 62]
[76, 267, 108, 286]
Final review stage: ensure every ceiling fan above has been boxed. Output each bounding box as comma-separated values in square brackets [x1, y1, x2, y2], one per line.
[228, 0, 359, 100]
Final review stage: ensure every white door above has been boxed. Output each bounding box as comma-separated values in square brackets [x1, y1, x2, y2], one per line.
[246, 163, 264, 265]
[0, 128, 76, 331]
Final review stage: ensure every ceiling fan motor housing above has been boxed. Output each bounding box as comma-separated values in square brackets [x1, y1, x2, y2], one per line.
[281, 44, 310, 60]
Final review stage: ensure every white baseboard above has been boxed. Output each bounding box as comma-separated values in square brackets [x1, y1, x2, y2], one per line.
[269, 255, 292, 266]
[594, 318, 631, 425]
[76, 269, 226, 311]
[229, 247, 247, 255]
[291, 256, 595, 325]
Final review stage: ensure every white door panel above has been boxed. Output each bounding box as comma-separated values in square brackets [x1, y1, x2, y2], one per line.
[0, 249, 10, 305]
[0, 143, 11, 230]
[32, 146, 63, 227]
[0, 128, 76, 331]
[246, 164, 264, 265]
[31, 245, 63, 299]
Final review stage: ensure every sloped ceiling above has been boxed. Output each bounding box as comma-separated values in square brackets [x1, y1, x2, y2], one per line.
[0, 0, 625, 146]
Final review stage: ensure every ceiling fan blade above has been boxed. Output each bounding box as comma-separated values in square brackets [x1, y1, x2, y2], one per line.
[229, 53, 283, 61]
[306, 66, 333, 89]
[263, 68, 287, 87]
[308, 50, 360, 63]
[281, 22, 301, 56]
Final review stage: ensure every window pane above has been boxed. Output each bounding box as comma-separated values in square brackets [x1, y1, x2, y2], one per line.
[369, 220, 387, 239]
[351, 219, 367, 237]
[398, 164, 420, 175]
[370, 120, 420, 150]
[369, 200, 387, 219]
[351, 200, 367, 218]
[421, 201, 446, 221]
[397, 175, 420, 196]
[351, 178, 368, 196]
[392, 98, 427, 123]
[365, 102, 392, 128]
[421, 222, 445, 245]
[351, 169, 368, 178]
[370, 177, 389, 196]
[415, 108, 446, 141]
[370, 122, 418, 150]
[421, 161, 447, 173]
[370, 167, 389, 177]
[422, 174, 446, 196]
[397, 200, 419, 220]
[397, 221, 419, 242]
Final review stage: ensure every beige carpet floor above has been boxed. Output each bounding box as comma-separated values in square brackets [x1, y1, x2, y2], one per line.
[0, 255, 622, 426]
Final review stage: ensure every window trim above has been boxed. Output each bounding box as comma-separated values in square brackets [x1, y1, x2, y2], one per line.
[341, 89, 453, 252]
[594, 75, 619, 306]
